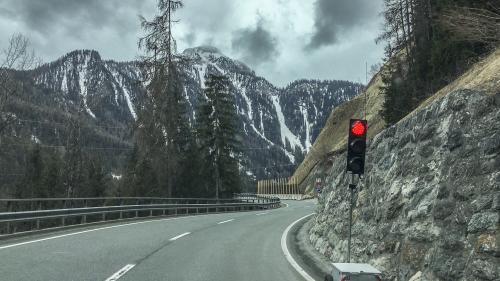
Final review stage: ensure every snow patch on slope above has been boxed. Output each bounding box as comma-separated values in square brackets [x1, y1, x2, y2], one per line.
[250, 123, 295, 163]
[300, 105, 312, 150]
[271, 95, 304, 152]
[234, 78, 253, 121]
[109, 68, 137, 120]
[77, 57, 96, 119]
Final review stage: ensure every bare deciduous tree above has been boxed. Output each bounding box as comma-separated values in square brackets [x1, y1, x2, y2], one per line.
[440, 4, 500, 46]
[0, 33, 39, 134]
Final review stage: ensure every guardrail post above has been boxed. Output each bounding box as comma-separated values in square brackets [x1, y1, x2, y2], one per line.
[6, 201, 12, 234]
[36, 200, 41, 230]
[119, 199, 123, 219]
[135, 199, 139, 218]
[102, 200, 106, 221]
[82, 200, 87, 224]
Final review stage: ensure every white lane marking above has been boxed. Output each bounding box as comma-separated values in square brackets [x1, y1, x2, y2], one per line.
[169, 232, 191, 241]
[255, 212, 269, 216]
[281, 213, 316, 281]
[217, 219, 234, 224]
[104, 264, 135, 281]
[0, 214, 214, 250]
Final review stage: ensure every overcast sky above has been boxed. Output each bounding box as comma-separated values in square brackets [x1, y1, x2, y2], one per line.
[0, 0, 385, 86]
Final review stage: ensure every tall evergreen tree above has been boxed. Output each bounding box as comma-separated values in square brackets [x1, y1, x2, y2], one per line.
[17, 144, 44, 199]
[121, 144, 159, 197]
[197, 74, 241, 199]
[42, 151, 64, 198]
[82, 156, 108, 198]
[63, 117, 84, 198]
[135, 0, 191, 197]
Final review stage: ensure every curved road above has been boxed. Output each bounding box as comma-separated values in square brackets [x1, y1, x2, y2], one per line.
[0, 200, 316, 281]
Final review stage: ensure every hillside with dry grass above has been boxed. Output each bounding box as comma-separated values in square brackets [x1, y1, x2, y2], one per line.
[294, 48, 500, 192]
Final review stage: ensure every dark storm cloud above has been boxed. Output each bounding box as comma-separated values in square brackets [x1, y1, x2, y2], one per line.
[0, 0, 385, 86]
[306, 0, 380, 50]
[231, 19, 279, 66]
[1, 0, 144, 36]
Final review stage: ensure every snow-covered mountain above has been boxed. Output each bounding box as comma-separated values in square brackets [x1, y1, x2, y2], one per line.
[24, 47, 361, 178]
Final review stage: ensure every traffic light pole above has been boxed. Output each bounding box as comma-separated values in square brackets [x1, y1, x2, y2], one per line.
[347, 174, 357, 263]
[345, 119, 366, 263]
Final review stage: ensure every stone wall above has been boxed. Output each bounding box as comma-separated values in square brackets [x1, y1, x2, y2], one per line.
[309, 90, 499, 281]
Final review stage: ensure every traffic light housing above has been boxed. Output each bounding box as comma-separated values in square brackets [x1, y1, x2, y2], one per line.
[347, 119, 367, 175]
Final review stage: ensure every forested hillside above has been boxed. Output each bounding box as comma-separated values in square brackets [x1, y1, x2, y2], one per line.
[0, 45, 361, 199]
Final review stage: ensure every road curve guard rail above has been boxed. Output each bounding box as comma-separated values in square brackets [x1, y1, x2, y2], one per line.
[0, 195, 280, 237]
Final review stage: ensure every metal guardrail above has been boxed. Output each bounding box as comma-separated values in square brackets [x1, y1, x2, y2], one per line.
[0, 194, 280, 236]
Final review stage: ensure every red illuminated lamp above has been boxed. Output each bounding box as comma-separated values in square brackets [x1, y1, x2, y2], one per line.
[350, 120, 367, 136]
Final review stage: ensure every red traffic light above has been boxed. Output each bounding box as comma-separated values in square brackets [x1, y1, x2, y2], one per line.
[350, 120, 367, 136]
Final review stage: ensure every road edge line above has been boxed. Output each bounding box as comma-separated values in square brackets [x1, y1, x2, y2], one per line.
[281, 213, 316, 281]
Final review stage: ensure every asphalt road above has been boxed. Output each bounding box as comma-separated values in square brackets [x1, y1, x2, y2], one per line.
[0, 200, 316, 281]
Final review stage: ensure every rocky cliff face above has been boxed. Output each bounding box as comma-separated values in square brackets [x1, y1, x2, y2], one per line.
[309, 90, 499, 280]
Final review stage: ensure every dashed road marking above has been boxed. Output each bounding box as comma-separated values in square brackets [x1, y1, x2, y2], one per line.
[104, 264, 135, 281]
[169, 232, 191, 241]
[0, 215, 210, 250]
[255, 212, 269, 216]
[217, 219, 234, 224]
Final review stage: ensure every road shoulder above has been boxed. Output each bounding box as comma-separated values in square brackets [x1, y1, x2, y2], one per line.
[287, 214, 333, 280]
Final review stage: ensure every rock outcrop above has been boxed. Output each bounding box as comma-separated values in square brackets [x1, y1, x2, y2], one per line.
[309, 90, 499, 280]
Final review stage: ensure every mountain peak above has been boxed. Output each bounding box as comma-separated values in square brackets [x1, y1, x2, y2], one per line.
[64, 49, 102, 61]
[182, 46, 225, 58]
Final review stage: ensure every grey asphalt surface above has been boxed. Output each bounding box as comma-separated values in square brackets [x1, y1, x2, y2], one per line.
[0, 200, 316, 281]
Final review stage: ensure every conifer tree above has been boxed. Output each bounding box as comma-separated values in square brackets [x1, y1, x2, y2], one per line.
[17, 144, 44, 199]
[82, 156, 107, 197]
[42, 151, 64, 198]
[136, 0, 191, 197]
[197, 73, 241, 199]
[63, 117, 84, 198]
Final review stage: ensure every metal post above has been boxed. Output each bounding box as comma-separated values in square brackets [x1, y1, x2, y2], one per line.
[6, 201, 12, 233]
[102, 199, 107, 221]
[35, 201, 41, 230]
[119, 199, 123, 219]
[347, 174, 357, 263]
[83, 200, 88, 223]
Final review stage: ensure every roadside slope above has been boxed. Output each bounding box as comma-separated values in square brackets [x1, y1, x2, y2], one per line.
[294, 49, 500, 193]
[307, 49, 500, 280]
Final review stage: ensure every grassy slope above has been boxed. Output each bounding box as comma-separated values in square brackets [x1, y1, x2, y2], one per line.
[293, 48, 500, 192]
